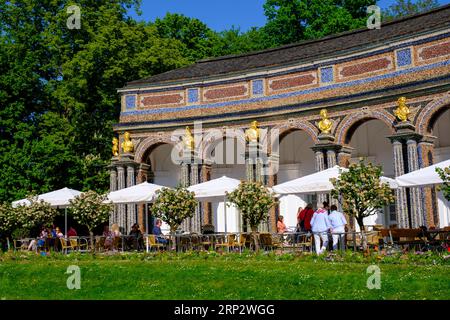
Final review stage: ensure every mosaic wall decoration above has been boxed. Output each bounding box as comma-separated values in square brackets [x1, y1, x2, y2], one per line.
[396, 48, 412, 67]
[252, 79, 264, 96]
[320, 67, 334, 83]
[125, 95, 136, 110]
[188, 88, 199, 103]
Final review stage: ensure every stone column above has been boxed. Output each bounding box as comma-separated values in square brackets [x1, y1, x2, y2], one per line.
[109, 166, 118, 227]
[392, 140, 409, 228]
[314, 151, 326, 204]
[127, 165, 136, 230]
[326, 149, 337, 168]
[191, 162, 201, 233]
[117, 166, 126, 232]
[136, 163, 150, 232]
[201, 163, 212, 225]
[267, 152, 279, 233]
[418, 136, 439, 227]
[407, 139, 425, 227]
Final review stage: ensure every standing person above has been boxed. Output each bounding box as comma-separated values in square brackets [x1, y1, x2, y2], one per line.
[298, 204, 315, 232]
[310, 201, 331, 255]
[328, 205, 347, 251]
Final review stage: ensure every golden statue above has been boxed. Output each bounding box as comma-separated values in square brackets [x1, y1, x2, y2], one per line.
[121, 132, 134, 153]
[245, 120, 260, 143]
[112, 137, 119, 157]
[318, 109, 333, 134]
[394, 96, 410, 122]
[183, 126, 195, 150]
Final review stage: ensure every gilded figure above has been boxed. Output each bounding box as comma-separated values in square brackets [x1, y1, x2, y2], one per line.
[122, 132, 134, 153]
[245, 120, 260, 143]
[183, 126, 195, 150]
[318, 109, 333, 134]
[394, 96, 410, 122]
[112, 137, 119, 156]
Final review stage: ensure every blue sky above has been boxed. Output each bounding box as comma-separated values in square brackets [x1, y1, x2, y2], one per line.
[130, 0, 450, 32]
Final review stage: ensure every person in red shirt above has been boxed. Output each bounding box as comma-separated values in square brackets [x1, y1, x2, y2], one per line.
[298, 203, 314, 232]
[67, 227, 77, 237]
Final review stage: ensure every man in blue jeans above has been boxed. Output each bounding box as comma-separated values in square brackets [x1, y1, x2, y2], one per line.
[152, 219, 168, 244]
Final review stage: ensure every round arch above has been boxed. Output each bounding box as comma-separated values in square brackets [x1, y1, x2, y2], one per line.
[416, 92, 450, 135]
[336, 110, 395, 145]
[135, 136, 180, 164]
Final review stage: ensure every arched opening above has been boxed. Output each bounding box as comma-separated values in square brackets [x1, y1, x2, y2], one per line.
[346, 118, 395, 228]
[142, 143, 181, 233]
[277, 129, 316, 229]
[429, 107, 450, 227]
[209, 136, 246, 233]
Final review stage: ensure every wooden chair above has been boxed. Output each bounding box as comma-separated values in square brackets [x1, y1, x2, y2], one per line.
[14, 239, 30, 251]
[234, 234, 247, 253]
[146, 235, 164, 252]
[59, 238, 72, 254]
[95, 236, 106, 252]
[69, 237, 88, 252]
[215, 234, 236, 252]
[297, 234, 312, 253]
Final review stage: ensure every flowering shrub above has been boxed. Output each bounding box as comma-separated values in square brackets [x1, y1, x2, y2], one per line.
[69, 190, 112, 234]
[151, 187, 197, 233]
[331, 160, 394, 231]
[0, 202, 18, 237]
[226, 181, 276, 231]
[15, 197, 59, 230]
[436, 166, 450, 201]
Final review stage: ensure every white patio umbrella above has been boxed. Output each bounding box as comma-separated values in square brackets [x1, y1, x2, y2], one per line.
[106, 182, 168, 233]
[396, 159, 450, 187]
[273, 165, 398, 195]
[12, 187, 82, 237]
[187, 176, 241, 234]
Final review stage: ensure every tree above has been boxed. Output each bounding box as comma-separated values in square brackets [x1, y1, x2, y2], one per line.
[331, 161, 394, 248]
[261, 0, 376, 47]
[436, 166, 450, 201]
[15, 197, 59, 231]
[383, 0, 439, 21]
[69, 191, 113, 250]
[226, 181, 277, 251]
[151, 187, 198, 233]
[0, 202, 18, 250]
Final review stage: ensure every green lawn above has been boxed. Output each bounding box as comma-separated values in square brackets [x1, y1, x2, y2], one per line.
[0, 251, 449, 300]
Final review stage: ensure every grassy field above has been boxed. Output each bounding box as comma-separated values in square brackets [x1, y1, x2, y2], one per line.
[0, 251, 449, 300]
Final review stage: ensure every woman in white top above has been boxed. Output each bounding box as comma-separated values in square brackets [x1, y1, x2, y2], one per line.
[310, 201, 331, 255]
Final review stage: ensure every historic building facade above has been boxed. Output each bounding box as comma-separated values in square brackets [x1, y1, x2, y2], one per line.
[110, 6, 450, 233]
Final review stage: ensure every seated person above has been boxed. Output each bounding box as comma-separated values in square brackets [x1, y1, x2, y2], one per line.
[29, 227, 48, 251]
[128, 223, 144, 250]
[277, 215, 288, 234]
[67, 227, 77, 237]
[103, 226, 114, 250]
[152, 219, 168, 244]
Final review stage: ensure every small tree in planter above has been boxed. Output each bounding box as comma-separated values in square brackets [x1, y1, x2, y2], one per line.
[331, 160, 394, 249]
[69, 191, 113, 250]
[151, 187, 197, 250]
[226, 181, 277, 251]
[436, 166, 450, 201]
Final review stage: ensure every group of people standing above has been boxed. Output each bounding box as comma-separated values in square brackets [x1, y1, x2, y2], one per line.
[277, 201, 347, 254]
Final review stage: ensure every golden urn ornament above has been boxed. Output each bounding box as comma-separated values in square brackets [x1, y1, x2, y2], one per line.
[245, 120, 260, 143]
[121, 132, 134, 153]
[318, 109, 333, 134]
[183, 126, 195, 150]
[394, 96, 410, 122]
[112, 137, 119, 156]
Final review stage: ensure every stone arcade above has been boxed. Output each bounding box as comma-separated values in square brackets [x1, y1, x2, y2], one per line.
[110, 6, 450, 234]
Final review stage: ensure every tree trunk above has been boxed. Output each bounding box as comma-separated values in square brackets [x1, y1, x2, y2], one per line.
[170, 226, 178, 253]
[6, 237, 11, 251]
[251, 226, 260, 252]
[89, 231, 95, 252]
[356, 218, 368, 251]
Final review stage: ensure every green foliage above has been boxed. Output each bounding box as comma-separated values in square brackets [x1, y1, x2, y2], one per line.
[69, 191, 112, 233]
[226, 181, 276, 231]
[436, 166, 450, 201]
[383, 0, 439, 21]
[152, 187, 198, 233]
[262, 0, 376, 47]
[331, 160, 395, 230]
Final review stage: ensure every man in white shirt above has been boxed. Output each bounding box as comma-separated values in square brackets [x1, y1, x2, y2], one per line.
[310, 201, 331, 255]
[328, 205, 347, 251]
